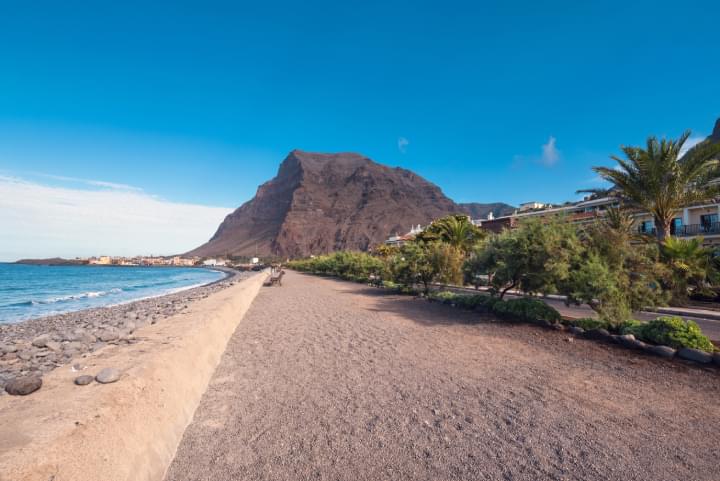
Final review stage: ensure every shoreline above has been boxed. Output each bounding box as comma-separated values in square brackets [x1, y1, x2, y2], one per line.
[0, 271, 267, 481]
[0, 266, 234, 326]
[0, 268, 252, 392]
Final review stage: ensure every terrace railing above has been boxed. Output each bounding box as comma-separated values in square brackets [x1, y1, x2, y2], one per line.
[638, 222, 720, 237]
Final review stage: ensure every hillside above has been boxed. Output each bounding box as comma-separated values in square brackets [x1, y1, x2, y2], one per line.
[188, 150, 468, 258]
[459, 202, 515, 219]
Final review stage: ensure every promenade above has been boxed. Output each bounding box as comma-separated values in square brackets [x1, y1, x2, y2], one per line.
[165, 271, 720, 481]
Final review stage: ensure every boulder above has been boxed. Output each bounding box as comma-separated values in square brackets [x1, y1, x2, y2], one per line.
[45, 341, 63, 352]
[648, 345, 676, 359]
[31, 334, 52, 348]
[98, 329, 119, 342]
[618, 334, 642, 349]
[584, 328, 611, 341]
[0, 343, 18, 354]
[5, 376, 42, 395]
[713, 352, 720, 367]
[74, 375, 94, 386]
[677, 348, 713, 364]
[95, 367, 121, 384]
[568, 326, 585, 335]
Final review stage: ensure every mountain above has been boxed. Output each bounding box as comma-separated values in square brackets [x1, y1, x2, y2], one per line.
[459, 202, 515, 219]
[710, 118, 720, 143]
[188, 150, 468, 258]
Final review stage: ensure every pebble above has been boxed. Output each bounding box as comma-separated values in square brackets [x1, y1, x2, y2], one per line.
[74, 375, 94, 386]
[31, 334, 52, 348]
[5, 376, 42, 395]
[95, 367, 121, 384]
[98, 329, 119, 342]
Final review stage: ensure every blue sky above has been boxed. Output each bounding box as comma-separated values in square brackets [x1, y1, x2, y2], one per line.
[1, 1, 719, 259]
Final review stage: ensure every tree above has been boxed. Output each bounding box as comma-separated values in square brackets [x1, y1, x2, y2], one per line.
[581, 131, 720, 242]
[428, 242, 464, 285]
[464, 217, 581, 299]
[416, 214, 484, 253]
[393, 241, 438, 294]
[660, 237, 717, 303]
[560, 213, 669, 326]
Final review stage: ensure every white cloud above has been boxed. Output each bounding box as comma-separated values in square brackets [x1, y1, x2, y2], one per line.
[397, 137, 409, 154]
[541, 136, 560, 167]
[0, 176, 232, 262]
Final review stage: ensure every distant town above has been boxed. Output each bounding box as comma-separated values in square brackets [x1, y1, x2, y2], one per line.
[14, 255, 262, 268]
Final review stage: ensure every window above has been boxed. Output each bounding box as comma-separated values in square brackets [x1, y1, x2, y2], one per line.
[639, 220, 655, 234]
[700, 214, 718, 232]
[670, 217, 683, 235]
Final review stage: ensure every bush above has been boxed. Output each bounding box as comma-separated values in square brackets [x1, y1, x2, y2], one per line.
[621, 316, 715, 352]
[491, 297, 561, 325]
[566, 317, 611, 331]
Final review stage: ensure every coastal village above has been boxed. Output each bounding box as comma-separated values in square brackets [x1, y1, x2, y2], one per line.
[387, 195, 720, 247]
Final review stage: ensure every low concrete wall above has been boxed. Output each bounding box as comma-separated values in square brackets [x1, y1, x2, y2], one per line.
[0, 272, 266, 481]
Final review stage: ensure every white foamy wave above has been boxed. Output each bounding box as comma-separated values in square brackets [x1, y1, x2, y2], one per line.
[32, 288, 124, 305]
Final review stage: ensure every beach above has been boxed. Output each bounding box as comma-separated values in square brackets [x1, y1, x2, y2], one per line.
[0, 269, 265, 481]
[0, 267, 249, 393]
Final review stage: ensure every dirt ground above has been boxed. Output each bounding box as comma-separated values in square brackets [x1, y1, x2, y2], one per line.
[165, 271, 720, 481]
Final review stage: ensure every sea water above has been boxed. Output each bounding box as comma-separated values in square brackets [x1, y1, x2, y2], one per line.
[0, 264, 225, 323]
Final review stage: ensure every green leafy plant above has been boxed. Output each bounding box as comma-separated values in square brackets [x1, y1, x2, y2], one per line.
[490, 297, 561, 325]
[621, 316, 715, 352]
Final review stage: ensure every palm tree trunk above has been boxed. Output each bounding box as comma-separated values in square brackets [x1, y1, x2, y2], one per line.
[655, 217, 672, 242]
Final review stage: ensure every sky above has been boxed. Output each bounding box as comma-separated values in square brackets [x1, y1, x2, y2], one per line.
[1, 1, 719, 260]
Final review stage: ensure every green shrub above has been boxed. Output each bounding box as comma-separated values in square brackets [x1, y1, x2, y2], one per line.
[622, 316, 715, 352]
[429, 291, 459, 304]
[567, 317, 611, 331]
[491, 297, 561, 325]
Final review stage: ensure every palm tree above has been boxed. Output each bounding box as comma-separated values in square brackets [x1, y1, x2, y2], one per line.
[422, 215, 483, 253]
[580, 131, 720, 242]
[661, 236, 717, 302]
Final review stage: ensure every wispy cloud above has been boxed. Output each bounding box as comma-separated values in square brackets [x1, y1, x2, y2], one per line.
[0, 176, 232, 261]
[512, 136, 561, 168]
[541, 136, 560, 167]
[33, 173, 144, 192]
[397, 137, 409, 154]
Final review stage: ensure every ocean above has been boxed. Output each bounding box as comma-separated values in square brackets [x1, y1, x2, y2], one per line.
[0, 263, 225, 324]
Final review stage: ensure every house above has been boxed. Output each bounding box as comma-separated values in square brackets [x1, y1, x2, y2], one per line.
[474, 196, 720, 246]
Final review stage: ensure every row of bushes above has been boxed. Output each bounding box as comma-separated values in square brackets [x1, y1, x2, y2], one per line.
[427, 291, 562, 325]
[427, 291, 715, 352]
[289, 252, 716, 353]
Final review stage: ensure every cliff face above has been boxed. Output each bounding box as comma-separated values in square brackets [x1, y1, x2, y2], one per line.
[710, 118, 720, 143]
[188, 150, 465, 258]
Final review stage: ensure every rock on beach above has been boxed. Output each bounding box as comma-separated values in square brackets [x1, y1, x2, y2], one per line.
[5, 376, 42, 395]
[95, 367, 121, 384]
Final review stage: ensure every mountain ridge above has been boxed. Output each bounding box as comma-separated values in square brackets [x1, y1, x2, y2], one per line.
[188, 150, 503, 258]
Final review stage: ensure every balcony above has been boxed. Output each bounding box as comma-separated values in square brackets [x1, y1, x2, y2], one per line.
[639, 222, 720, 237]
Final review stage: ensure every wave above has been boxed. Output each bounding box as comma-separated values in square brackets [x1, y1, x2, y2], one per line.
[5, 288, 124, 307]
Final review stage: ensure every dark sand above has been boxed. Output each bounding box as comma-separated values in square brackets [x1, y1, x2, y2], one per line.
[165, 271, 720, 481]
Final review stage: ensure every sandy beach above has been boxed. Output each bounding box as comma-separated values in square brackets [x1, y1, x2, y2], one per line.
[167, 271, 720, 481]
[0, 270, 265, 481]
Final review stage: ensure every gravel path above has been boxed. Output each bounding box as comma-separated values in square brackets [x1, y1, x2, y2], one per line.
[165, 271, 720, 481]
